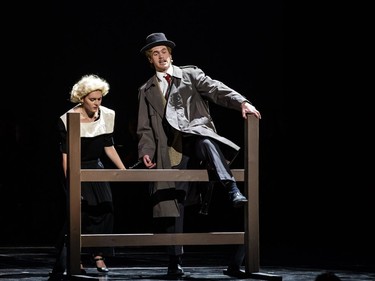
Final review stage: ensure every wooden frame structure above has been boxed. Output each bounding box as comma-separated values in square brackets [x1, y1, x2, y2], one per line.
[66, 112, 281, 280]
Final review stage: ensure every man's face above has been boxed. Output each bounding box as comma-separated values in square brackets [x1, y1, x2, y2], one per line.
[149, 45, 172, 72]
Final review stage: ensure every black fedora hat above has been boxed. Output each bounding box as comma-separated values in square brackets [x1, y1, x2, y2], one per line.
[140, 32, 176, 53]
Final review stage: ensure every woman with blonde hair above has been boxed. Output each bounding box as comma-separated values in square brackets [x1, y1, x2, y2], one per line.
[50, 74, 126, 277]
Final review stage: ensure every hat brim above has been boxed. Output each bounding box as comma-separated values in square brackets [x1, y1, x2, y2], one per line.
[140, 40, 175, 53]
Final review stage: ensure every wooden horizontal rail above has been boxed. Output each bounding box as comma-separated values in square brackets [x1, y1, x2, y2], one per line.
[81, 232, 244, 247]
[80, 169, 244, 182]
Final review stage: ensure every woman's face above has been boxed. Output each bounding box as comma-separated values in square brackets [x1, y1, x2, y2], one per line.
[82, 90, 103, 114]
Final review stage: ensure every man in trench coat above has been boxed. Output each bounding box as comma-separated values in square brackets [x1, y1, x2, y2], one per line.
[136, 32, 261, 277]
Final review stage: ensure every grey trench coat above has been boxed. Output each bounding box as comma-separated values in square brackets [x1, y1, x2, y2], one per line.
[137, 65, 250, 218]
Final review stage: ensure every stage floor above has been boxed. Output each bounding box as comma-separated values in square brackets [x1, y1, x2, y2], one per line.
[0, 247, 374, 281]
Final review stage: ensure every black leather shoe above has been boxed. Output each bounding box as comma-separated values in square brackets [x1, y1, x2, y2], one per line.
[229, 191, 248, 208]
[167, 263, 184, 276]
[223, 266, 247, 278]
[48, 270, 67, 281]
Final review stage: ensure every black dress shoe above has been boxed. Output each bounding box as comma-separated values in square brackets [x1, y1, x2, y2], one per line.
[223, 266, 247, 278]
[167, 263, 184, 276]
[229, 191, 248, 207]
[48, 270, 67, 281]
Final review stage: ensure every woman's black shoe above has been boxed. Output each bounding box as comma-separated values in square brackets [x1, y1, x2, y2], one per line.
[80, 262, 87, 275]
[94, 257, 109, 273]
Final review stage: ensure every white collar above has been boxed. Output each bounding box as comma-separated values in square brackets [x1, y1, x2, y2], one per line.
[156, 66, 173, 81]
[60, 105, 115, 137]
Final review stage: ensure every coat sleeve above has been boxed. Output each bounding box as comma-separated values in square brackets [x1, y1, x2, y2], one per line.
[136, 88, 156, 160]
[187, 66, 249, 110]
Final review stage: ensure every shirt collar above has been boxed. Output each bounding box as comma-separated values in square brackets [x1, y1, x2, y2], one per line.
[156, 65, 173, 81]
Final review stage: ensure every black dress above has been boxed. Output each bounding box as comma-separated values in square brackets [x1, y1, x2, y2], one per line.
[58, 105, 116, 257]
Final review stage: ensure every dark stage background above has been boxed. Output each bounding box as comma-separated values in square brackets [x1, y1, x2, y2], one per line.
[1, 0, 373, 269]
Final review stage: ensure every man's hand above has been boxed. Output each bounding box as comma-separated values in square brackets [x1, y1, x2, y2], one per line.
[241, 102, 261, 119]
[143, 155, 156, 169]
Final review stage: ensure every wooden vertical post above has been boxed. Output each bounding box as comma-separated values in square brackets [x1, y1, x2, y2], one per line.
[244, 115, 260, 272]
[67, 112, 82, 275]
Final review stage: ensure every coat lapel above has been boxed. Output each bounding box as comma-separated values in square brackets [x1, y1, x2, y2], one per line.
[144, 75, 166, 117]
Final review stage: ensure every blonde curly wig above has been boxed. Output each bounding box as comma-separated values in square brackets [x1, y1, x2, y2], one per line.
[70, 74, 110, 103]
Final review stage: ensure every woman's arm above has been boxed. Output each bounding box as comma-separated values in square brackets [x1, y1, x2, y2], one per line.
[104, 146, 126, 170]
[62, 153, 68, 177]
